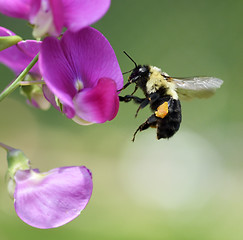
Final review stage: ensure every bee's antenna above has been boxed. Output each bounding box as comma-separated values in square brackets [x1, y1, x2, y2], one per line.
[123, 51, 138, 68]
[122, 69, 133, 75]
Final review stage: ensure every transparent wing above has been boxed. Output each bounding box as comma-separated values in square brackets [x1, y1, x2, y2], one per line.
[172, 76, 223, 100]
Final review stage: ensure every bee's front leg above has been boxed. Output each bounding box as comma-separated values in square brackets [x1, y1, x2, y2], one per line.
[119, 95, 145, 104]
[119, 95, 150, 117]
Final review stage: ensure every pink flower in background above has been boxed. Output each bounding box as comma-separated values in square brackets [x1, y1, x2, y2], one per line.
[0, 27, 40, 76]
[39, 27, 123, 124]
[0, 0, 111, 38]
[14, 166, 93, 229]
[1, 143, 93, 229]
[0, 27, 49, 109]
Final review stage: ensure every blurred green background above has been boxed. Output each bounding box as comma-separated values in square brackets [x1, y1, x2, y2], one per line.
[0, 0, 243, 239]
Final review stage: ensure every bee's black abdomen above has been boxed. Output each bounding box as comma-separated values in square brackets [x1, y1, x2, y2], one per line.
[156, 99, 182, 139]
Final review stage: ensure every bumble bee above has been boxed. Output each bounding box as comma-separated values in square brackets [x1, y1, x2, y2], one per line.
[119, 51, 223, 141]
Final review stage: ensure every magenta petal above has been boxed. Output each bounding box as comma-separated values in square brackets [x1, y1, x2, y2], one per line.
[63, 0, 110, 32]
[49, 0, 64, 35]
[60, 27, 123, 89]
[39, 36, 77, 115]
[0, 26, 15, 36]
[14, 166, 93, 229]
[16, 41, 41, 75]
[0, 0, 31, 19]
[42, 84, 61, 111]
[39, 27, 123, 120]
[28, 0, 40, 18]
[0, 38, 41, 76]
[29, 0, 64, 38]
[43, 85, 76, 118]
[0, 0, 110, 37]
[74, 78, 119, 123]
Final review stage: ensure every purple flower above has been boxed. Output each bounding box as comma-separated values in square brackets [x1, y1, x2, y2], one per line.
[1, 143, 93, 229]
[0, 27, 50, 109]
[0, 0, 111, 38]
[0, 27, 41, 76]
[14, 166, 93, 229]
[39, 27, 123, 124]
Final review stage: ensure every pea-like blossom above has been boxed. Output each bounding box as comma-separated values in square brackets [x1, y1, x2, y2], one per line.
[14, 166, 93, 229]
[2, 144, 93, 229]
[0, 27, 40, 76]
[0, 27, 49, 109]
[39, 27, 123, 124]
[0, 0, 111, 38]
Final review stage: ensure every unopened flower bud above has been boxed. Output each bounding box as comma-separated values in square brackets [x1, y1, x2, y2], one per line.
[0, 35, 22, 51]
[20, 75, 50, 110]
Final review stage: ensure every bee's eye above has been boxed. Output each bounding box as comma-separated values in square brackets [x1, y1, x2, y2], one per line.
[139, 67, 147, 73]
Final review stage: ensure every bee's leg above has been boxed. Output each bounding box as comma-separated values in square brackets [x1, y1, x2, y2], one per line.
[117, 82, 131, 92]
[130, 85, 138, 95]
[135, 98, 150, 117]
[134, 92, 163, 117]
[132, 114, 157, 142]
[148, 92, 161, 103]
[119, 95, 150, 117]
[134, 92, 161, 117]
[119, 95, 145, 104]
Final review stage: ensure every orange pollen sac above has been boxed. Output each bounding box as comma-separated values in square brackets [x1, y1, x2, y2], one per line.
[155, 102, 169, 119]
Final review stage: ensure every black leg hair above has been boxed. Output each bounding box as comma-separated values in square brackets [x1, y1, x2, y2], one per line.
[130, 85, 138, 95]
[119, 95, 150, 117]
[117, 82, 131, 92]
[119, 95, 145, 104]
[133, 92, 162, 118]
[132, 114, 157, 142]
[135, 98, 150, 117]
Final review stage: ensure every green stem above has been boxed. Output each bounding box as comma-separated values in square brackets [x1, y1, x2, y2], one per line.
[0, 53, 39, 101]
[19, 80, 45, 86]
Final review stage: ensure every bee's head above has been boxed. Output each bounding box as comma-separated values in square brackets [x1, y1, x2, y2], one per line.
[129, 65, 149, 84]
[119, 51, 150, 90]
[118, 51, 150, 92]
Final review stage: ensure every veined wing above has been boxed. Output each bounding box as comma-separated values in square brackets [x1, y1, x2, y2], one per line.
[172, 76, 223, 100]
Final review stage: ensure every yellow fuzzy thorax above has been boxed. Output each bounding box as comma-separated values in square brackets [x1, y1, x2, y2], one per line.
[146, 66, 178, 100]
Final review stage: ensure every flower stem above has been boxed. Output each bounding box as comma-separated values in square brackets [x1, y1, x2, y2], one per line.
[0, 142, 15, 152]
[19, 80, 45, 86]
[0, 53, 39, 101]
